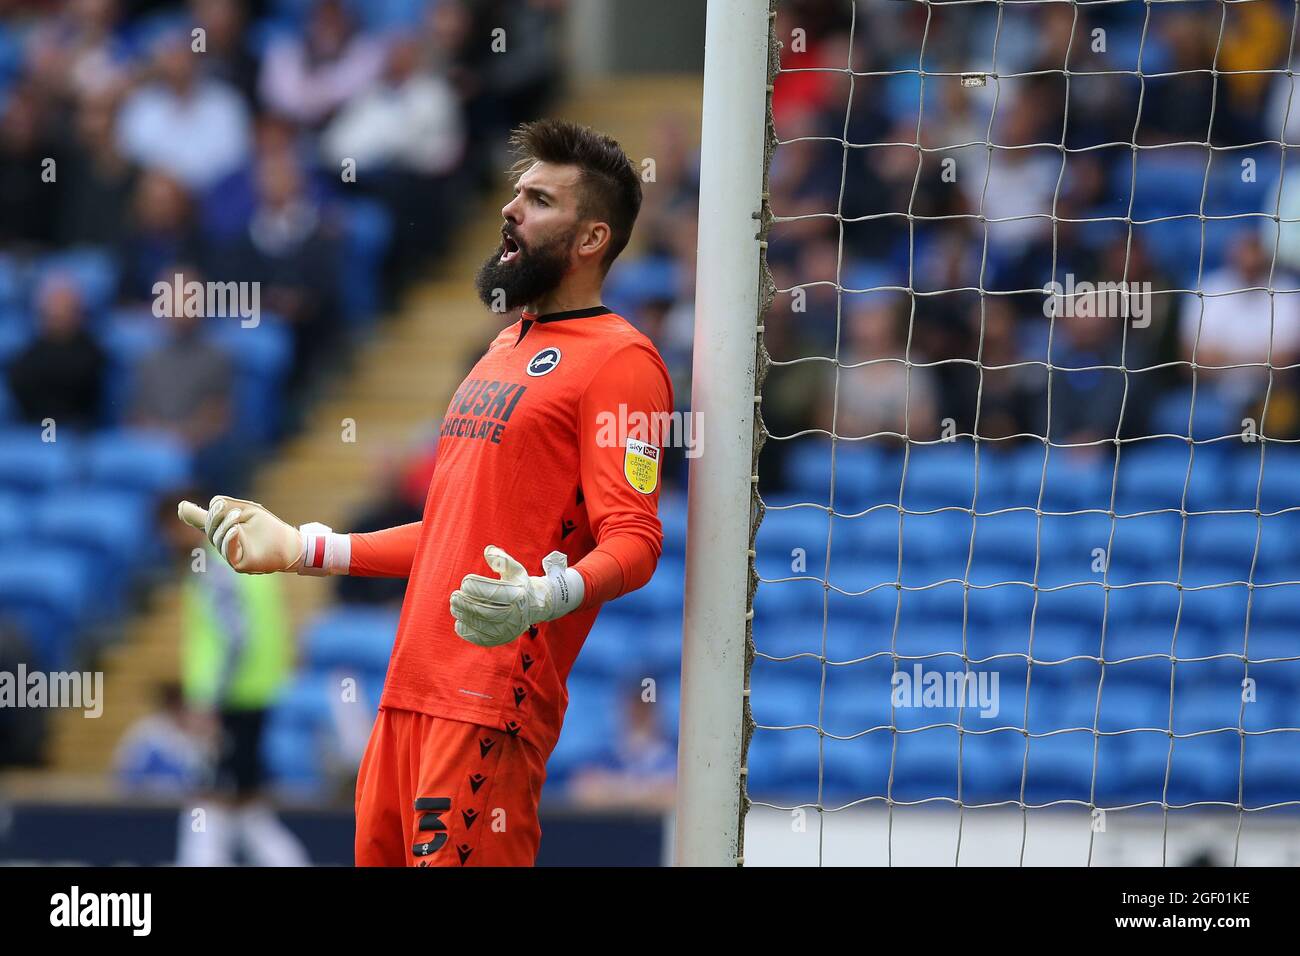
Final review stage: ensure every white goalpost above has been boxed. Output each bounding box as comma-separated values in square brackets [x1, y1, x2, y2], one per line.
[675, 0, 774, 867]
[682, 0, 1300, 867]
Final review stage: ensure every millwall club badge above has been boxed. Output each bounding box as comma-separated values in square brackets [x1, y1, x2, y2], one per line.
[526, 347, 561, 376]
[623, 438, 660, 494]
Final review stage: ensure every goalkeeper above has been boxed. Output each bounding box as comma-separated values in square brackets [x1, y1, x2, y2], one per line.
[178, 120, 672, 867]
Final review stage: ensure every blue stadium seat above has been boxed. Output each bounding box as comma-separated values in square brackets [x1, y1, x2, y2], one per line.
[1022, 729, 1099, 805]
[574, 611, 638, 678]
[0, 490, 24, 542]
[1243, 446, 1300, 514]
[785, 442, 905, 510]
[753, 574, 828, 617]
[207, 317, 293, 445]
[891, 727, 961, 801]
[1167, 733, 1242, 805]
[84, 429, 191, 493]
[658, 492, 688, 556]
[838, 505, 902, 562]
[1108, 513, 1183, 584]
[32, 488, 152, 565]
[823, 664, 893, 738]
[754, 505, 830, 578]
[0, 316, 31, 364]
[302, 606, 399, 675]
[263, 673, 337, 791]
[960, 729, 1025, 800]
[604, 255, 679, 311]
[639, 617, 683, 674]
[1026, 447, 1115, 512]
[1173, 684, 1250, 736]
[1116, 440, 1225, 513]
[0, 427, 78, 493]
[1149, 386, 1236, 443]
[546, 675, 618, 784]
[901, 442, 978, 511]
[1249, 584, 1300, 629]
[1241, 627, 1300, 691]
[830, 444, 900, 512]
[0, 545, 94, 669]
[262, 722, 323, 790]
[748, 665, 819, 731]
[1255, 513, 1300, 583]
[971, 510, 1041, 579]
[743, 727, 785, 797]
[1242, 730, 1300, 807]
[337, 198, 393, 326]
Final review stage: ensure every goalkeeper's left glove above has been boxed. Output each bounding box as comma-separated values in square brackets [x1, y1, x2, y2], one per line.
[450, 545, 585, 647]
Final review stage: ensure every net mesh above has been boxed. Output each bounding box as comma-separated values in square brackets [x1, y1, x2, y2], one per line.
[745, 0, 1300, 866]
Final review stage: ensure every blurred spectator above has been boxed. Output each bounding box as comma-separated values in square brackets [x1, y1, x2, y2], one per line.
[634, 115, 699, 259]
[5, 273, 106, 429]
[959, 93, 1058, 257]
[166, 503, 308, 866]
[964, 298, 1040, 442]
[56, 85, 138, 246]
[128, 266, 235, 484]
[334, 440, 439, 606]
[321, 35, 464, 178]
[320, 33, 466, 272]
[1140, 11, 1218, 146]
[116, 24, 251, 190]
[213, 147, 343, 391]
[113, 680, 211, 797]
[259, 0, 385, 128]
[118, 169, 204, 302]
[0, 84, 62, 248]
[1179, 232, 1300, 413]
[23, 0, 131, 101]
[1035, 298, 1143, 447]
[825, 294, 939, 442]
[568, 682, 676, 812]
[190, 0, 260, 106]
[426, 0, 562, 186]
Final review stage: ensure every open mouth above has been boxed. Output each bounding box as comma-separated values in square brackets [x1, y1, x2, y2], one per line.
[500, 232, 521, 263]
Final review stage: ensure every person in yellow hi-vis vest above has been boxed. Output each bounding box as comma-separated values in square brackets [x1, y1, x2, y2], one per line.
[176, 540, 308, 866]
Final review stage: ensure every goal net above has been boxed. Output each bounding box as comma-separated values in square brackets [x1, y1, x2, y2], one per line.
[736, 0, 1300, 866]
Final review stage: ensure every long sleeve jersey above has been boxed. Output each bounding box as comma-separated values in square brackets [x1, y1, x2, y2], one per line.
[346, 305, 674, 760]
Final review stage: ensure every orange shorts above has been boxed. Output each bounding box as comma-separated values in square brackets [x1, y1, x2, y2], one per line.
[354, 708, 547, 867]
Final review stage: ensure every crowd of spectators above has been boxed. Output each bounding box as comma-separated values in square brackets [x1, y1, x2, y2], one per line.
[605, 0, 1300, 495]
[0, 0, 563, 770]
[0, 0, 563, 467]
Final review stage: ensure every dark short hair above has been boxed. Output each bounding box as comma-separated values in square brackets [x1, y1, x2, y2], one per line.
[508, 119, 642, 272]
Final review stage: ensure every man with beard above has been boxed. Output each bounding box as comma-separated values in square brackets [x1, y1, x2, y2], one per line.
[177, 119, 673, 866]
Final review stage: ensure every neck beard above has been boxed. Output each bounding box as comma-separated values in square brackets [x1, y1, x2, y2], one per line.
[474, 226, 575, 314]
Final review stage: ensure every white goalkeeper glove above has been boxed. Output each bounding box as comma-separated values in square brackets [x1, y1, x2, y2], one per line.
[177, 495, 349, 576]
[450, 545, 584, 647]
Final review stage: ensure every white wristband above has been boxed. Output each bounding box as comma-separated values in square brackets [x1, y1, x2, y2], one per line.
[298, 522, 352, 576]
[554, 566, 585, 616]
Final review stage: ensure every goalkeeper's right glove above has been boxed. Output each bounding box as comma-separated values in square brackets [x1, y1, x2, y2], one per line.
[177, 495, 349, 575]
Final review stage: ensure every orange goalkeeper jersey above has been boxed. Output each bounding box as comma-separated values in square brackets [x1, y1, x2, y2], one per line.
[348, 306, 674, 760]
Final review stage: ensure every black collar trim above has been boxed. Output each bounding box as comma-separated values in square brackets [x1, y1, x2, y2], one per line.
[522, 305, 612, 323]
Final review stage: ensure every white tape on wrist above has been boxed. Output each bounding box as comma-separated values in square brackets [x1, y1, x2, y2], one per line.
[298, 522, 351, 576]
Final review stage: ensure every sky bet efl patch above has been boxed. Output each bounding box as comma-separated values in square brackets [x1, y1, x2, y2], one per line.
[623, 438, 660, 494]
